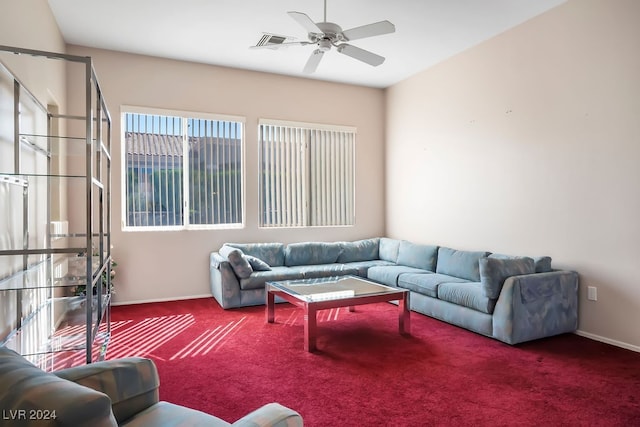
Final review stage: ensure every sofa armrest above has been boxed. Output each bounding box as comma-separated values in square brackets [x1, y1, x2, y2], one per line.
[210, 252, 242, 308]
[492, 271, 579, 344]
[210, 251, 228, 269]
[232, 402, 303, 427]
[54, 357, 159, 424]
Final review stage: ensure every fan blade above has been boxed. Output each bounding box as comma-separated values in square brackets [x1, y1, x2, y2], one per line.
[288, 11, 323, 35]
[342, 20, 395, 41]
[303, 49, 325, 74]
[337, 44, 385, 66]
[249, 41, 311, 50]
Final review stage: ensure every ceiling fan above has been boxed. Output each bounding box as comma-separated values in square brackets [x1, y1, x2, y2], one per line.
[251, 0, 395, 74]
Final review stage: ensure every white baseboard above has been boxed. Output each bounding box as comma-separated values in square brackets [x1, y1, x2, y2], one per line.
[574, 329, 640, 353]
[111, 294, 213, 306]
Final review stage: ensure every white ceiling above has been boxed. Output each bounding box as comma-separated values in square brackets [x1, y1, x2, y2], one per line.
[47, 0, 566, 89]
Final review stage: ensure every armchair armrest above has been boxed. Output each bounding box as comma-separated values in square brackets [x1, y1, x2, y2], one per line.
[492, 271, 579, 344]
[233, 402, 303, 427]
[54, 357, 159, 424]
[0, 347, 116, 427]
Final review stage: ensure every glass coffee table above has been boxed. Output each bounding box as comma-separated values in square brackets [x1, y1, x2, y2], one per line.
[266, 275, 410, 352]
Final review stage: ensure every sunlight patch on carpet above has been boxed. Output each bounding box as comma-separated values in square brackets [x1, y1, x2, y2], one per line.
[170, 316, 247, 359]
[107, 314, 194, 360]
[31, 321, 128, 371]
[281, 307, 344, 326]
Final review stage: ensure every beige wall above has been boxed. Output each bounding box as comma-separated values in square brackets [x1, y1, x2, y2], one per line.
[0, 0, 66, 108]
[1, 0, 68, 221]
[64, 46, 386, 304]
[386, 0, 640, 350]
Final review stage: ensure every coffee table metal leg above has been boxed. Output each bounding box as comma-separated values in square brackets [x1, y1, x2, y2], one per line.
[399, 292, 410, 335]
[267, 291, 275, 323]
[304, 305, 317, 352]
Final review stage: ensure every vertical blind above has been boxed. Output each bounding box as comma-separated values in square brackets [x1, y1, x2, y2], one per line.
[124, 111, 243, 229]
[259, 120, 355, 227]
[188, 118, 243, 226]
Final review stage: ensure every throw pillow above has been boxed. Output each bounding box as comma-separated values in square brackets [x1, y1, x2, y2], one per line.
[225, 249, 253, 279]
[245, 255, 271, 271]
[534, 256, 553, 273]
[479, 257, 535, 299]
[219, 244, 239, 259]
[225, 242, 285, 267]
[490, 253, 553, 273]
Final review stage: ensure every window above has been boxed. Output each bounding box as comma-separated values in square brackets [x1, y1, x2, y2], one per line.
[259, 119, 355, 227]
[123, 108, 244, 230]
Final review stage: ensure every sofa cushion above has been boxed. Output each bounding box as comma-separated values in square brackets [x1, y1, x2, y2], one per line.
[436, 247, 489, 282]
[245, 255, 271, 271]
[239, 267, 304, 290]
[225, 243, 285, 267]
[292, 264, 358, 279]
[489, 253, 552, 273]
[367, 265, 428, 287]
[337, 238, 379, 263]
[284, 242, 343, 266]
[379, 238, 401, 262]
[341, 260, 396, 277]
[479, 256, 535, 299]
[397, 241, 438, 271]
[398, 272, 467, 298]
[437, 282, 497, 314]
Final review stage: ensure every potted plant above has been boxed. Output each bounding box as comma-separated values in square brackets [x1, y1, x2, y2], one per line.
[71, 254, 117, 297]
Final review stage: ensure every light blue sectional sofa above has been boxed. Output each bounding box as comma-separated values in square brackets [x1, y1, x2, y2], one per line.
[209, 238, 578, 345]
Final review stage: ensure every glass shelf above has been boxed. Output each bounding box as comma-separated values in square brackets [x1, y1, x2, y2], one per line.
[0, 254, 111, 292]
[19, 133, 109, 158]
[0, 46, 112, 370]
[0, 171, 86, 179]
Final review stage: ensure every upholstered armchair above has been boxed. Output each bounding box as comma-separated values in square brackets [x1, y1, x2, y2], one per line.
[0, 347, 303, 426]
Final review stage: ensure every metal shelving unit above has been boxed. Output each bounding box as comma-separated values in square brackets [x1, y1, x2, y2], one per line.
[0, 45, 111, 371]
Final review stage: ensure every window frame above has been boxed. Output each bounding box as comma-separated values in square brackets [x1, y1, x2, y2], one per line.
[121, 105, 246, 232]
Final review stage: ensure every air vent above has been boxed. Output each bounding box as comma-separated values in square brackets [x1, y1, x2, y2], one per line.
[255, 33, 292, 48]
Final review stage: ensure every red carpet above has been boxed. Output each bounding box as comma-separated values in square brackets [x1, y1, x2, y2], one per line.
[109, 298, 640, 426]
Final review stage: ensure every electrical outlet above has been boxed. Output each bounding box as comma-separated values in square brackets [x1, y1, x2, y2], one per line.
[587, 286, 597, 301]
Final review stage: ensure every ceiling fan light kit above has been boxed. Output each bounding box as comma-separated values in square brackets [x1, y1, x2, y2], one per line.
[252, 0, 395, 74]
